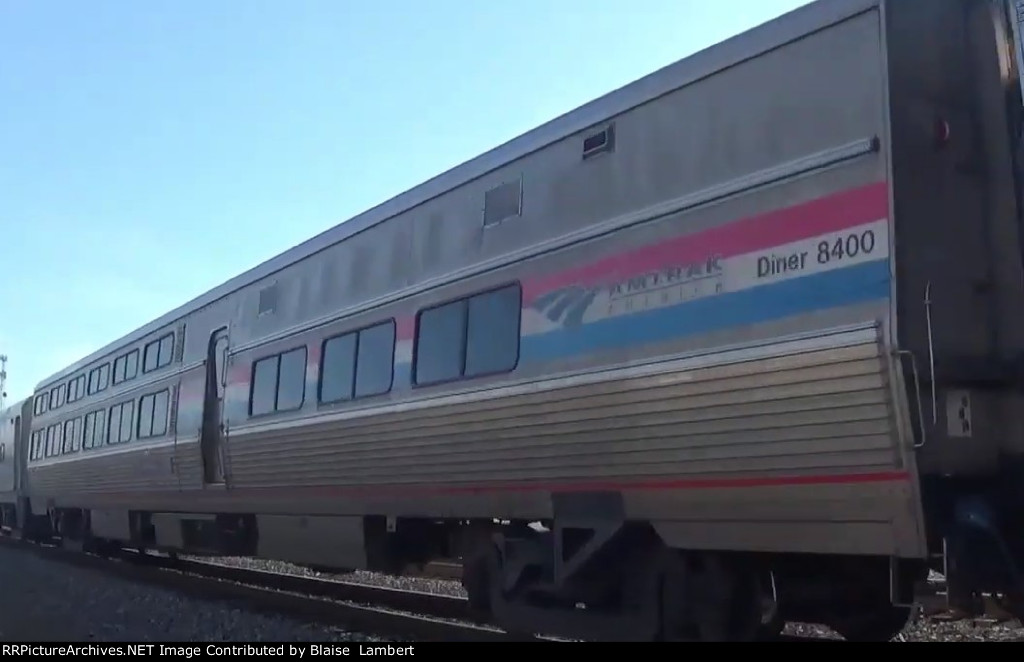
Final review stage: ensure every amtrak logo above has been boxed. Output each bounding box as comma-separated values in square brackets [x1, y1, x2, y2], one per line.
[531, 255, 724, 328]
[531, 286, 600, 327]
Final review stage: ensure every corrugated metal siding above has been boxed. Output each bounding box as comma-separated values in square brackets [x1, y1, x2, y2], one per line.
[227, 326, 904, 490]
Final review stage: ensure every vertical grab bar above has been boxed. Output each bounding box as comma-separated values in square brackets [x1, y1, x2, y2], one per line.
[924, 281, 938, 425]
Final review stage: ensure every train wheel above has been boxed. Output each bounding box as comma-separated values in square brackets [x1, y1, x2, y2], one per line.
[831, 605, 913, 641]
[659, 551, 763, 642]
[462, 544, 498, 618]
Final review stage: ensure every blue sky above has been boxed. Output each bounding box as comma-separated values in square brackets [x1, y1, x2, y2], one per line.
[0, 0, 812, 404]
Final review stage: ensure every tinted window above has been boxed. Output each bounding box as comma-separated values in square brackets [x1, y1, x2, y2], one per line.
[63, 420, 74, 453]
[138, 393, 154, 438]
[84, 409, 106, 450]
[71, 418, 82, 452]
[250, 356, 278, 416]
[144, 334, 174, 373]
[68, 375, 84, 402]
[89, 364, 110, 394]
[62, 418, 81, 453]
[143, 342, 158, 372]
[83, 414, 94, 450]
[277, 348, 306, 411]
[250, 348, 306, 415]
[45, 426, 55, 457]
[125, 349, 139, 380]
[320, 333, 356, 403]
[119, 401, 134, 443]
[415, 300, 466, 385]
[355, 322, 395, 398]
[138, 390, 170, 438]
[152, 390, 169, 436]
[465, 285, 521, 376]
[107, 405, 122, 444]
[414, 283, 521, 385]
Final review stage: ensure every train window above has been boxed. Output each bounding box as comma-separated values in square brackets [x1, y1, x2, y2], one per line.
[83, 409, 106, 450]
[320, 321, 395, 404]
[71, 417, 82, 452]
[56, 383, 66, 408]
[54, 424, 65, 456]
[62, 419, 75, 454]
[152, 390, 169, 436]
[125, 349, 139, 380]
[277, 348, 307, 411]
[107, 401, 133, 444]
[49, 387, 58, 410]
[88, 364, 110, 395]
[120, 401, 134, 443]
[113, 349, 140, 385]
[67, 375, 85, 403]
[107, 405, 120, 444]
[29, 432, 40, 461]
[414, 300, 467, 385]
[355, 321, 395, 398]
[143, 333, 175, 373]
[44, 425, 55, 458]
[414, 283, 522, 385]
[250, 357, 278, 416]
[465, 285, 521, 377]
[320, 333, 357, 403]
[249, 347, 307, 416]
[137, 390, 170, 439]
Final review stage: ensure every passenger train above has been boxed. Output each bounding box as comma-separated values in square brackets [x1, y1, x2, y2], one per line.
[5, 0, 1024, 641]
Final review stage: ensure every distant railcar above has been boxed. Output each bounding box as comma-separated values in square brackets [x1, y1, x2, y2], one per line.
[16, 0, 1024, 641]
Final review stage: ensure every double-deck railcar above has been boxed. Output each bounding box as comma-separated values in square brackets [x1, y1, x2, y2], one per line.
[16, 0, 1024, 641]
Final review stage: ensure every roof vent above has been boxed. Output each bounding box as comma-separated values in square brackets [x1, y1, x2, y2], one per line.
[582, 123, 615, 159]
[483, 179, 522, 227]
[258, 284, 277, 316]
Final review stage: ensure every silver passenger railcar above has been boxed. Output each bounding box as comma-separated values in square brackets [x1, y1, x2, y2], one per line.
[17, 0, 1024, 641]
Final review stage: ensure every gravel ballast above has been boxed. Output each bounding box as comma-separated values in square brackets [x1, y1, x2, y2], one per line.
[2, 542, 1020, 642]
[0, 545, 394, 642]
[189, 555, 1024, 642]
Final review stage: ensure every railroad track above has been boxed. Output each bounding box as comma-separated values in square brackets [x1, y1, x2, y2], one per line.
[0, 534, 835, 641]
[0, 534, 525, 642]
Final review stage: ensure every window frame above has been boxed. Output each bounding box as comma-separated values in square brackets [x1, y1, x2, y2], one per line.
[143, 333, 175, 374]
[248, 345, 308, 417]
[412, 282, 522, 387]
[113, 348, 140, 385]
[318, 319, 396, 405]
[137, 389, 171, 439]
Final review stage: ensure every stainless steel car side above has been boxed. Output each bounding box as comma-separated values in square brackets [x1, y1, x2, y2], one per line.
[9, 0, 1024, 641]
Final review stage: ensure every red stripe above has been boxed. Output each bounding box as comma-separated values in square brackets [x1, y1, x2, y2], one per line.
[308, 470, 912, 496]
[35, 470, 911, 503]
[521, 181, 889, 303]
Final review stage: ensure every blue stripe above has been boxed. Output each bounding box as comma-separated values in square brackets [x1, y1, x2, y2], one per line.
[520, 259, 891, 363]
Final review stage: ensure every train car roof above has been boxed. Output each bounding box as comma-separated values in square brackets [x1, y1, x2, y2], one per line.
[35, 0, 874, 390]
[1, 397, 30, 418]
